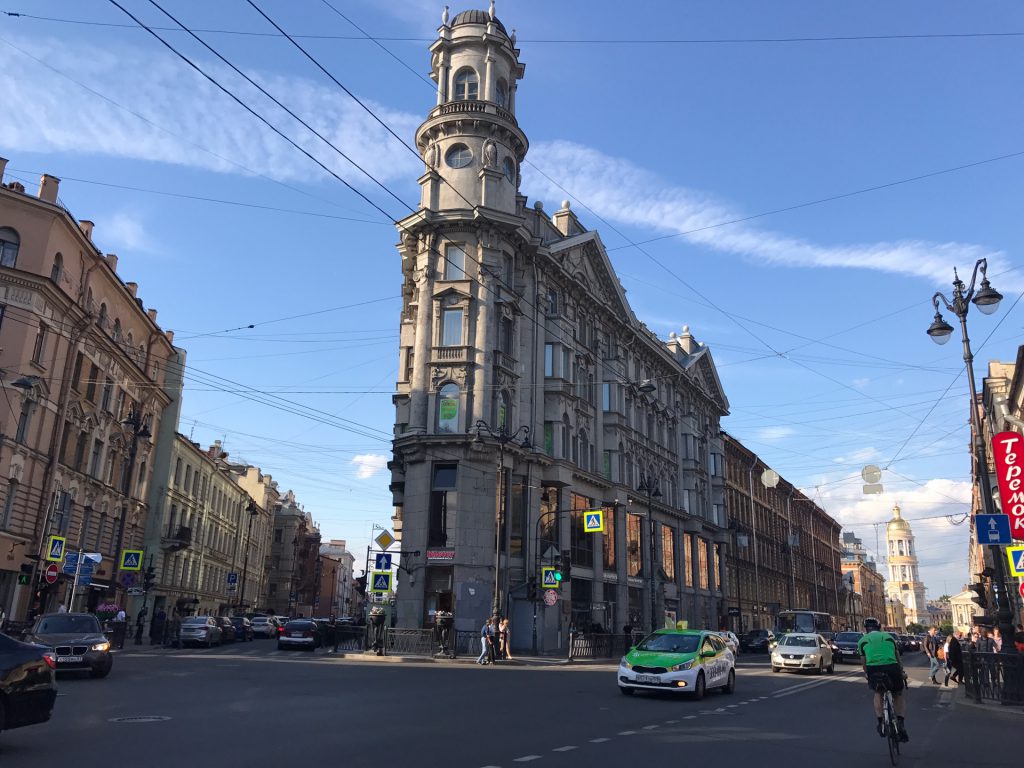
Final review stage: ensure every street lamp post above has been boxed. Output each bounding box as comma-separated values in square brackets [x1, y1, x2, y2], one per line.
[113, 408, 151, 605]
[474, 419, 530, 618]
[731, 527, 749, 636]
[237, 500, 259, 611]
[927, 258, 1017, 652]
[637, 473, 662, 634]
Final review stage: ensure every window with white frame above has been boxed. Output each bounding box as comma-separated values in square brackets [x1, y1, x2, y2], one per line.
[0, 227, 19, 268]
[441, 309, 463, 346]
[444, 245, 467, 280]
[453, 68, 479, 100]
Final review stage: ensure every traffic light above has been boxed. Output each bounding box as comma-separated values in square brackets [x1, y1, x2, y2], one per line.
[968, 582, 988, 609]
[143, 566, 156, 592]
[527, 577, 538, 602]
[559, 550, 572, 584]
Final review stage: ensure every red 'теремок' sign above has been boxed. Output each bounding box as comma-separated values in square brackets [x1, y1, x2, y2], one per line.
[991, 431, 1024, 541]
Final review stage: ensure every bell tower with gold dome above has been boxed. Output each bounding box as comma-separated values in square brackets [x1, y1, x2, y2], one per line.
[884, 504, 928, 627]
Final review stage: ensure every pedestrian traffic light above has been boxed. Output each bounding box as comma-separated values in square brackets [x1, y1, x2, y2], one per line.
[969, 582, 988, 609]
[143, 566, 156, 592]
[559, 550, 572, 584]
[527, 577, 538, 601]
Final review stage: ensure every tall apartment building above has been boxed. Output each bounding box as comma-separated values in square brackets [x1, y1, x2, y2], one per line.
[266, 489, 320, 617]
[388, 7, 731, 650]
[840, 530, 886, 629]
[0, 162, 177, 620]
[319, 539, 356, 618]
[723, 433, 844, 633]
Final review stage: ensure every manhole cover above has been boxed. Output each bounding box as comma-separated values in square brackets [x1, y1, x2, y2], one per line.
[108, 715, 171, 723]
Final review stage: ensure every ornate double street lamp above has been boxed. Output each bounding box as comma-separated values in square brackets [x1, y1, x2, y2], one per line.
[635, 473, 662, 634]
[237, 500, 260, 610]
[474, 419, 531, 617]
[926, 258, 1017, 652]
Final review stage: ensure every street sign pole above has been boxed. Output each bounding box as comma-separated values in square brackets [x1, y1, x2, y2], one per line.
[66, 548, 84, 611]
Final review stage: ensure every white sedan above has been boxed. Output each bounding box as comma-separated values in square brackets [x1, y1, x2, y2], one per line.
[716, 631, 740, 654]
[771, 632, 835, 674]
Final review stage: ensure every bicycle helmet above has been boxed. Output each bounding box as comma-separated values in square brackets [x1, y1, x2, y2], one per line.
[864, 617, 881, 631]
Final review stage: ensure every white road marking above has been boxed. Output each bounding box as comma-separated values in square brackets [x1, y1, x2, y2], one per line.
[642, 725, 659, 730]
[726, 704, 738, 708]
[664, 719, 679, 724]
[589, 738, 610, 744]
[683, 715, 697, 720]
[552, 746, 577, 752]
[514, 756, 543, 763]
[618, 730, 637, 735]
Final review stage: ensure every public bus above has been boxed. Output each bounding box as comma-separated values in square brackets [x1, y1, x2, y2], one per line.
[775, 610, 834, 638]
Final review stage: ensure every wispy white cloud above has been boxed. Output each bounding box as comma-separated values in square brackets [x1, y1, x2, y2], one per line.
[526, 141, 1014, 289]
[351, 453, 388, 479]
[103, 211, 150, 253]
[852, 377, 871, 390]
[757, 426, 796, 441]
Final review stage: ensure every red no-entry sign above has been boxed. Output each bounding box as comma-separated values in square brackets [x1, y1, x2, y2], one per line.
[1019, 581, 1024, 600]
[44, 564, 59, 584]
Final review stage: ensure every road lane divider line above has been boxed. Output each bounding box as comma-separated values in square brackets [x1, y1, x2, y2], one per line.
[642, 725, 659, 730]
[588, 738, 610, 744]
[618, 730, 637, 735]
[552, 746, 577, 752]
[513, 756, 543, 762]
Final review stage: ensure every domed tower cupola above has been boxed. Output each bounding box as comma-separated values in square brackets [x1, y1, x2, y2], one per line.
[416, 2, 528, 214]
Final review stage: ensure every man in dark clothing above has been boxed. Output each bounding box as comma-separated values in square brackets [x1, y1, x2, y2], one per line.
[944, 630, 964, 686]
[150, 609, 166, 645]
[923, 627, 941, 684]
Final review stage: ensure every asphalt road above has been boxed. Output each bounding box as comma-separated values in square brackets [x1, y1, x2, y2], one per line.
[0, 642, 1018, 767]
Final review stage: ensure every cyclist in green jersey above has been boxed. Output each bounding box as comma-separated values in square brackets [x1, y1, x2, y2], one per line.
[857, 617, 909, 742]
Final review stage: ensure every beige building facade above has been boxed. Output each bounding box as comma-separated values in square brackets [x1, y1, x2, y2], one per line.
[885, 504, 929, 626]
[0, 162, 176, 620]
[840, 530, 886, 628]
[388, 8, 730, 649]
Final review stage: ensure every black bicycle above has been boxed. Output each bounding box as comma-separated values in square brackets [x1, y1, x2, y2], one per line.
[869, 673, 901, 765]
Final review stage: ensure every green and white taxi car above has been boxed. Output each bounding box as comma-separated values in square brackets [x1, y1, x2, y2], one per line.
[618, 629, 736, 699]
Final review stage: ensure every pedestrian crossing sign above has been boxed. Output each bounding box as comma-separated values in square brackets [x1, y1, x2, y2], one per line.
[583, 509, 604, 533]
[1007, 545, 1024, 577]
[541, 566, 560, 589]
[119, 549, 144, 571]
[371, 571, 392, 593]
[46, 536, 66, 562]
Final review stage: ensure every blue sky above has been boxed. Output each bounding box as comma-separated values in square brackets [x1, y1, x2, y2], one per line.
[2, 0, 1022, 599]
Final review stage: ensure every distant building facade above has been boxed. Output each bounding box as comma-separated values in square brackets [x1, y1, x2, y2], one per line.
[266, 490, 320, 617]
[885, 504, 928, 626]
[840, 530, 886, 629]
[319, 539, 356, 617]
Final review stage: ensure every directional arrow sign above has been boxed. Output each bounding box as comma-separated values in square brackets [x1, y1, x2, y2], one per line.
[977, 514, 1012, 546]
[370, 571, 392, 593]
[375, 553, 392, 570]
[583, 509, 604, 533]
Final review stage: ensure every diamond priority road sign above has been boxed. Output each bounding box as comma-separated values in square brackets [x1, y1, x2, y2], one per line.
[374, 529, 395, 551]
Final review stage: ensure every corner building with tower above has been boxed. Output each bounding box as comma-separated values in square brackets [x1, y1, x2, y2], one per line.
[389, 5, 730, 652]
[885, 504, 928, 627]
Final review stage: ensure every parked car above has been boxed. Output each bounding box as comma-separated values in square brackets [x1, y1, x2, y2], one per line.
[230, 617, 254, 642]
[22, 613, 113, 678]
[277, 620, 321, 651]
[771, 633, 835, 674]
[179, 617, 223, 647]
[251, 616, 279, 639]
[0, 631, 57, 736]
[833, 631, 864, 663]
[618, 629, 735, 699]
[899, 634, 920, 653]
[740, 629, 775, 653]
[716, 631, 740, 654]
[215, 617, 236, 644]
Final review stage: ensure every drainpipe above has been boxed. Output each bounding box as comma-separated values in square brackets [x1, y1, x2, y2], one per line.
[746, 455, 762, 628]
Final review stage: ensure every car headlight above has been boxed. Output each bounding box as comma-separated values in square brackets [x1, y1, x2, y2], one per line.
[91, 641, 110, 652]
[620, 657, 633, 669]
[670, 659, 696, 672]
[807, 653, 818, 659]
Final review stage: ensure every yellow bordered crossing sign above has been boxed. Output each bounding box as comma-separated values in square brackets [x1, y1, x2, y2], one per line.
[1007, 545, 1024, 577]
[371, 571, 392, 593]
[46, 536, 66, 562]
[583, 509, 604, 533]
[541, 566, 560, 589]
[120, 549, 144, 571]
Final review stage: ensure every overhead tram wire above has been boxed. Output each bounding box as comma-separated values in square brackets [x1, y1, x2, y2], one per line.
[8, 13, 1024, 44]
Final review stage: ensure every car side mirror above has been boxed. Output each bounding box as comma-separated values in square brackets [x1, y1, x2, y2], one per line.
[702, 650, 717, 658]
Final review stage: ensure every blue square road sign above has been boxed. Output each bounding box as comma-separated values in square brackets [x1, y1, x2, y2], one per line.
[977, 514, 1012, 545]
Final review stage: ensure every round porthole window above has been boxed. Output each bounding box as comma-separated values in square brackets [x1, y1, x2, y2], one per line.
[445, 144, 473, 169]
[503, 157, 516, 183]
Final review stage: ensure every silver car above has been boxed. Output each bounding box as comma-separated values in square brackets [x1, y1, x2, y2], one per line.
[179, 616, 223, 648]
[250, 616, 279, 639]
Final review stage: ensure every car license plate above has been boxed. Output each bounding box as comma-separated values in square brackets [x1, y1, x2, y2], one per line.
[636, 674, 660, 684]
[291, 633, 302, 638]
[57, 655, 83, 663]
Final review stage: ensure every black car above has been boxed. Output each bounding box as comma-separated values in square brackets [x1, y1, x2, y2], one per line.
[833, 631, 864, 663]
[899, 634, 920, 653]
[230, 617, 254, 642]
[0, 632, 57, 736]
[740, 629, 776, 653]
[215, 617, 236, 644]
[22, 613, 113, 678]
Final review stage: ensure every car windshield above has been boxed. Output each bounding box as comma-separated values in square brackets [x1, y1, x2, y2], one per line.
[836, 632, 862, 642]
[780, 635, 817, 647]
[35, 615, 101, 634]
[252, 617, 269, 623]
[635, 633, 699, 654]
[285, 621, 313, 629]
[183, 618, 209, 625]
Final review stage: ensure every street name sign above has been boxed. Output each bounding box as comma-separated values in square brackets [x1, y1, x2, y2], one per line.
[375, 553, 392, 570]
[374, 529, 395, 551]
[371, 571, 392, 593]
[44, 564, 59, 584]
[119, 549, 143, 571]
[991, 432, 1024, 540]
[583, 509, 605, 533]
[543, 589, 558, 606]
[541, 566, 560, 589]
[1007, 546, 1024, 578]
[46, 536, 66, 562]
[977, 514, 1012, 546]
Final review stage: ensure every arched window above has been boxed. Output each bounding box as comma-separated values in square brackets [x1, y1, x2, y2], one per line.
[112, 319, 122, 342]
[445, 143, 473, 169]
[503, 157, 516, 184]
[436, 382, 460, 433]
[453, 68, 479, 100]
[50, 253, 63, 283]
[126, 332, 134, 347]
[0, 227, 19, 268]
[495, 78, 508, 108]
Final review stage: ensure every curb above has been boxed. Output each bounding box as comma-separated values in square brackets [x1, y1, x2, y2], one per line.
[951, 687, 1024, 716]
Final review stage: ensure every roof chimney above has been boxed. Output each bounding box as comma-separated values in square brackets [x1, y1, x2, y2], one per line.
[79, 220, 94, 240]
[147, 308, 158, 323]
[0, 158, 7, 184]
[165, 330, 175, 343]
[126, 282, 138, 298]
[38, 174, 60, 204]
[105, 253, 118, 272]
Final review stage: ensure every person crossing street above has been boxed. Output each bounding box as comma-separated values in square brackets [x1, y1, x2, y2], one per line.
[924, 626, 941, 684]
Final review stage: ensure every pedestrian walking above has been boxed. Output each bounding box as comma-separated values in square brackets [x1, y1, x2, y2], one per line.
[168, 612, 182, 649]
[992, 627, 1003, 653]
[477, 618, 494, 665]
[134, 609, 145, 645]
[924, 626, 941, 684]
[150, 609, 166, 646]
[943, 630, 964, 685]
[327, 615, 339, 653]
[499, 617, 512, 660]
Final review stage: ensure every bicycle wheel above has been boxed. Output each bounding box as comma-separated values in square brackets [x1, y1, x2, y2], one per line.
[885, 696, 899, 766]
